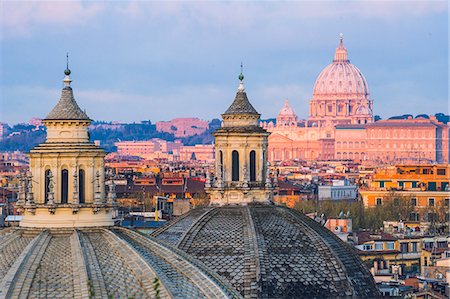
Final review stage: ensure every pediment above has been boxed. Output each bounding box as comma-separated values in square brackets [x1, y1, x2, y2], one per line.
[268, 133, 294, 142]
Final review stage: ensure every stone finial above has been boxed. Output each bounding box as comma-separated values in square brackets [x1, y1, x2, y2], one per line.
[17, 172, 26, 207]
[216, 166, 223, 188]
[64, 52, 72, 88]
[107, 178, 117, 205]
[205, 171, 211, 188]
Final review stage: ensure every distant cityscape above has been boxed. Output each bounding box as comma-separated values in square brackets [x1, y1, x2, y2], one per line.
[1, 34, 449, 299]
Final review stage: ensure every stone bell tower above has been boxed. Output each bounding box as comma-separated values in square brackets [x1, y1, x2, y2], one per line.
[17, 59, 116, 228]
[206, 69, 274, 205]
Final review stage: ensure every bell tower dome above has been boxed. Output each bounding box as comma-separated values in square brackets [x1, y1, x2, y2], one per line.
[206, 67, 274, 205]
[18, 59, 116, 228]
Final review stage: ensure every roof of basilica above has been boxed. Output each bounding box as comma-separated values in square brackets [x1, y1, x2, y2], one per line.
[152, 205, 380, 298]
[312, 35, 370, 98]
[0, 227, 240, 299]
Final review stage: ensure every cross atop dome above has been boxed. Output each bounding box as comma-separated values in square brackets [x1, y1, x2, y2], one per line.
[334, 33, 349, 62]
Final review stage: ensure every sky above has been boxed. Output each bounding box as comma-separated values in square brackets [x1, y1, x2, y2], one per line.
[0, 0, 448, 125]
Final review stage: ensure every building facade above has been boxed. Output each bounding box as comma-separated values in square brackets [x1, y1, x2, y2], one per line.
[359, 164, 450, 223]
[156, 117, 209, 137]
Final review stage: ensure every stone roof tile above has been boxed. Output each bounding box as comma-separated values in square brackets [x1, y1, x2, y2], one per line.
[223, 91, 259, 115]
[45, 87, 90, 120]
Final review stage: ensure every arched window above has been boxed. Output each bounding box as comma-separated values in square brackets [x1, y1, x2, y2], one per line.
[250, 150, 256, 182]
[79, 169, 85, 204]
[61, 169, 69, 204]
[45, 169, 50, 203]
[232, 150, 239, 181]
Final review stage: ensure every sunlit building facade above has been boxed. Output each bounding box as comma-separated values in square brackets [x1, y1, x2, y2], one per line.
[265, 35, 449, 164]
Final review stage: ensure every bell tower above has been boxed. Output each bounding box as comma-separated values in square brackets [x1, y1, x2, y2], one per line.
[206, 68, 274, 205]
[17, 59, 116, 228]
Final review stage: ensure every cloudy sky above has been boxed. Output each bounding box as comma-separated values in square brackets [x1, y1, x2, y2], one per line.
[1, 1, 448, 125]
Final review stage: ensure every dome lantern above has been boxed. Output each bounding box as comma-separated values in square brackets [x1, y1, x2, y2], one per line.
[334, 33, 349, 62]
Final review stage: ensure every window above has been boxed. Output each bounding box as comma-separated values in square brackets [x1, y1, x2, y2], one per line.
[328, 105, 332, 113]
[386, 242, 395, 250]
[409, 212, 419, 221]
[428, 198, 435, 207]
[400, 243, 409, 253]
[376, 198, 382, 206]
[249, 150, 256, 182]
[44, 169, 51, 204]
[411, 198, 417, 206]
[427, 182, 436, 191]
[379, 181, 385, 188]
[398, 181, 404, 188]
[412, 181, 417, 188]
[411, 242, 418, 253]
[445, 198, 450, 207]
[422, 168, 433, 175]
[61, 169, 69, 204]
[232, 150, 239, 182]
[375, 243, 383, 251]
[79, 169, 85, 204]
[437, 168, 446, 175]
[437, 241, 447, 248]
[363, 244, 373, 251]
[427, 212, 437, 222]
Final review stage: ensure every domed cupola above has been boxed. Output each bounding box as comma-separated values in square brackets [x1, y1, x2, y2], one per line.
[18, 58, 116, 228]
[207, 66, 274, 205]
[276, 99, 298, 126]
[309, 34, 373, 125]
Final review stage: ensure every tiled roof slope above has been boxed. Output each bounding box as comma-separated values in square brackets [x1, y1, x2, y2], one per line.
[45, 87, 90, 120]
[223, 90, 259, 115]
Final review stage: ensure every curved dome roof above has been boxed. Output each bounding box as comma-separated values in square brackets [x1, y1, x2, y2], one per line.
[153, 205, 380, 298]
[278, 99, 297, 117]
[313, 35, 370, 97]
[0, 227, 239, 299]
